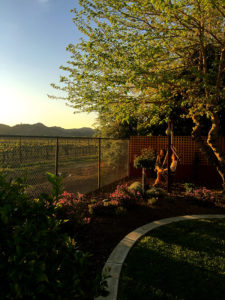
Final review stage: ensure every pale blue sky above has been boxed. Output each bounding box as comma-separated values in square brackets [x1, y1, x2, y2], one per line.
[0, 0, 97, 129]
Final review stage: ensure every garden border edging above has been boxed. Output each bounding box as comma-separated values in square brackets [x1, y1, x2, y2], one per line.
[95, 214, 225, 300]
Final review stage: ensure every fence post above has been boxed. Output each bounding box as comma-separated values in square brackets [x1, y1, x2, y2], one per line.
[19, 137, 22, 164]
[128, 139, 130, 177]
[55, 137, 59, 176]
[167, 121, 172, 193]
[98, 138, 101, 189]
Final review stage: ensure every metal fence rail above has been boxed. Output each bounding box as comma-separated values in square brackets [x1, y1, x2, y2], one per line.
[0, 135, 129, 197]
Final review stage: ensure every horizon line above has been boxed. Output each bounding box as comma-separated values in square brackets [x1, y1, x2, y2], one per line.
[0, 122, 95, 130]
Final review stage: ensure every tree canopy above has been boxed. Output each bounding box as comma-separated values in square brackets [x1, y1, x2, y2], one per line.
[52, 0, 225, 187]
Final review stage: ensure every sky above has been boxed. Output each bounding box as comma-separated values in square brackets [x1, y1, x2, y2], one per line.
[0, 0, 97, 129]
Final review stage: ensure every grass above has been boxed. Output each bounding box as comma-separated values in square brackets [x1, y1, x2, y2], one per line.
[0, 156, 98, 182]
[0, 155, 98, 171]
[118, 218, 225, 300]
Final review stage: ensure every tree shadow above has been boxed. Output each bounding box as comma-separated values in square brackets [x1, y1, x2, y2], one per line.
[147, 219, 225, 255]
[119, 242, 225, 300]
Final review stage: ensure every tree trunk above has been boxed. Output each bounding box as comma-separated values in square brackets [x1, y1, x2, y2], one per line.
[142, 168, 146, 193]
[192, 114, 225, 190]
[207, 113, 225, 190]
[167, 120, 172, 193]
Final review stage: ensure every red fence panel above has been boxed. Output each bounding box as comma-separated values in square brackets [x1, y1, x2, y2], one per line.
[129, 136, 225, 187]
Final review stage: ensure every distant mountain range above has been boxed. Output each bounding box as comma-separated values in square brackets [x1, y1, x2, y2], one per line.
[0, 123, 95, 137]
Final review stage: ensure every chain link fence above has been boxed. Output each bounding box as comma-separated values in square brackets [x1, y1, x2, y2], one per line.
[0, 136, 129, 197]
[100, 139, 130, 187]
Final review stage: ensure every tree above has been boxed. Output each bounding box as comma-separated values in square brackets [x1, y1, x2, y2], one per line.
[51, 0, 225, 188]
[94, 113, 167, 138]
[95, 107, 196, 138]
[94, 114, 139, 138]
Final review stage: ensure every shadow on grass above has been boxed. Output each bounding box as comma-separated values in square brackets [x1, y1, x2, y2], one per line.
[148, 219, 225, 255]
[119, 219, 225, 300]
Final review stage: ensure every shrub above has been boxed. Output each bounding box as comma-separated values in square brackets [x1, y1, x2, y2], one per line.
[88, 198, 128, 217]
[128, 181, 143, 193]
[133, 147, 156, 169]
[110, 184, 143, 209]
[187, 187, 216, 202]
[147, 197, 159, 205]
[0, 173, 107, 300]
[55, 191, 89, 227]
[88, 200, 118, 216]
[184, 182, 197, 193]
[145, 187, 166, 199]
[46, 171, 64, 198]
[115, 206, 127, 216]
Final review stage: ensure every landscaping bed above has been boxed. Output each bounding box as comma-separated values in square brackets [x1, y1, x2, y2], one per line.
[2, 173, 225, 299]
[69, 177, 225, 277]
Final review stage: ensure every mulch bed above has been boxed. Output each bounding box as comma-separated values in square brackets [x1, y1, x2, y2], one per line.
[68, 177, 225, 275]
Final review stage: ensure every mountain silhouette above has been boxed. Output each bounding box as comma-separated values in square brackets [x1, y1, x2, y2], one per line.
[0, 123, 95, 137]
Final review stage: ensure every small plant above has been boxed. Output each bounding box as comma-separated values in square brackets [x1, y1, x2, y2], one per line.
[88, 200, 118, 216]
[145, 187, 166, 199]
[88, 197, 129, 217]
[55, 191, 88, 228]
[46, 172, 64, 199]
[110, 184, 143, 209]
[188, 187, 216, 202]
[128, 181, 143, 193]
[148, 197, 158, 205]
[115, 206, 127, 216]
[184, 182, 196, 193]
[90, 198, 98, 204]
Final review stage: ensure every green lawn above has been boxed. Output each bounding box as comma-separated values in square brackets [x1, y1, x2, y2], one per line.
[118, 218, 225, 300]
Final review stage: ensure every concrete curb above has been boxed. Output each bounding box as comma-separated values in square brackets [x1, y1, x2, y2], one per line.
[95, 214, 225, 300]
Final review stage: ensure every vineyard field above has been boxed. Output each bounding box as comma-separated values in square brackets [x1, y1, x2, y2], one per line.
[0, 136, 129, 196]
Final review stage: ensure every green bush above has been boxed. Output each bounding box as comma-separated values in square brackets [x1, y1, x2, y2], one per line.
[145, 187, 166, 199]
[88, 199, 128, 217]
[187, 187, 216, 202]
[115, 206, 127, 216]
[184, 182, 197, 193]
[55, 191, 89, 228]
[133, 147, 156, 169]
[128, 181, 143, 193]
[110, 184, 143, 209]
[147, 197, 159, 205]
[88, 200, 118, 216]
[0, 173, 107, 300]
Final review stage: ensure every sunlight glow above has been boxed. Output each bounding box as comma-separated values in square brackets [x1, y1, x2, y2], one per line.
[0, 83, 97, 129]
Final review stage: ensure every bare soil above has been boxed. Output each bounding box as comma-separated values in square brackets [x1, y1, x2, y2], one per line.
[26, 161, 127, 197]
